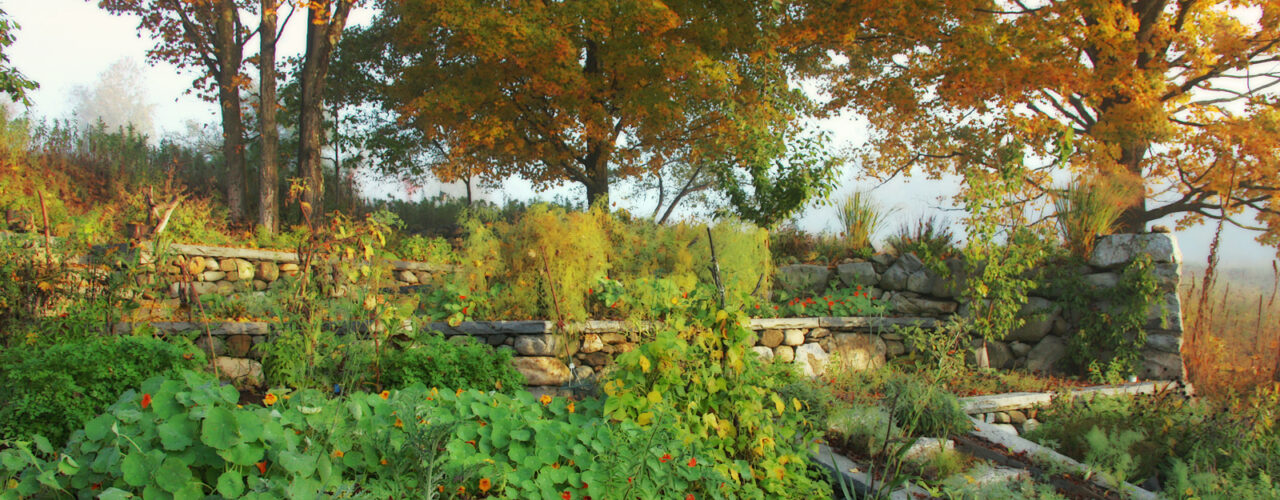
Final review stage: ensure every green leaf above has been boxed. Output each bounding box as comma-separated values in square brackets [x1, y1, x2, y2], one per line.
[56, 455, 79, 476]
[157, 419, 195, 451]
[236, 412, 263, 442]
[98, 487, 135, 500]
[85, 415, 114, 441]
[31, 435, 52, 454]
[277, 450, 316, 477]
[155, 456, 193, 493]
[217, 470, 245, 498]
[218, 443, 264, 466]
[201, 407, 239, 450]
[121, 452, 150, 487]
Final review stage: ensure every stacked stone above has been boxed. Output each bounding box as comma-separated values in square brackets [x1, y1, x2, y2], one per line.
[151, 246, 443, 299]
[771, 232, 1184, 379]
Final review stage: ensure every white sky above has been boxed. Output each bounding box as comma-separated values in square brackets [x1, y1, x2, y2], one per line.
[4, 0, 1276, 268]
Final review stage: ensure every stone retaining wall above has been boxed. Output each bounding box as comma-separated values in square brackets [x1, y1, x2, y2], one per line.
[106, 242, 449, 300]
[771, 232, 1186, 380]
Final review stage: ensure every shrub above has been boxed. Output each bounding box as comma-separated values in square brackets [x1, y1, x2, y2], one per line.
[882, 376, 971, 438]
[379, 333, 525, 393]
[603, 302, 831, 498]
[0, 336, 204, 444]
[0, 371, 726, 499]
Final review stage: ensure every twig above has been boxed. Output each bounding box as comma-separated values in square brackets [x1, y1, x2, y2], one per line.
[37, 190, 52, 267]
[706, 227, 725, 309]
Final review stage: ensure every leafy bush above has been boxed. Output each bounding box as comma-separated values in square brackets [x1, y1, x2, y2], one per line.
[0, 370, 730, 499]
[1025, 389, 1280, 495]
[882, 376, 971, 438]
[379, 333, 525, 393]
[0, 336, 204, 444]
[602, 303, 831, 498]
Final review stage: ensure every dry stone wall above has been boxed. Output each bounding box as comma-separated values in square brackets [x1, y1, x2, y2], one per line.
[103, 233, 1184, 389]
[772, 232, 1186, 380]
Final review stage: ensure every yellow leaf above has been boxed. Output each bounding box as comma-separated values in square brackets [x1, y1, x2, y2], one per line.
[637, 412, 653, 425]
[639, 355, 651, 373]
[647, 391, 663, 404]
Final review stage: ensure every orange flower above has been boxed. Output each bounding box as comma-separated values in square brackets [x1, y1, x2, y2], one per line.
[332, 450, 344, 458]
[561, 492, 572, 500]
[140, 394, 152, 409]
[479, 477, 492, 492]
[456, 388, 464, 397]
[263, 393, 278, 406]
[566, 401, 575, 413]
[466, 440, 477, 448]
[660, 453, 672, 463]
[688, 457, 697, 467]
[394, 418, 404, 428]
[437, 486, 445, 493]
[540, 394, 553, 405]
[379, 390, 390, 400]
[380, 458, 388, 465]
[255, 461, 267, 474]
[457, 486, 466, 495]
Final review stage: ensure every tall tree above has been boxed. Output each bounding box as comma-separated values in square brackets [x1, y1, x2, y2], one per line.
[795, 0, 1280, 246]
[70, 58, 155, 135]
[296, 0, 358, 213]
[374, 0, 825, 208]
[257, 0, 282, 232]
[0, 8, 38, 105]
[96, 0, 254, 222]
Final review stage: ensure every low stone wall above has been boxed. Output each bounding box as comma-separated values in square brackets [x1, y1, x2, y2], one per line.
[772, 233, 1186, 380]
[95, 242, 450, 300]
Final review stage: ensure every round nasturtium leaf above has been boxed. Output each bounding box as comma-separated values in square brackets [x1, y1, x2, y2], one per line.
[154, 456, 193, 493]
[217, 470, 245, 498]
[201, 407, 240, 450]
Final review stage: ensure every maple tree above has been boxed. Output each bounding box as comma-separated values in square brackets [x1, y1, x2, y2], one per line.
[0, 8, 38, 105]
[96, 0, 256, 223]
[793, 0, 1280, 247]
[296, 0, 359, 213]
[373, 0, 830, 208]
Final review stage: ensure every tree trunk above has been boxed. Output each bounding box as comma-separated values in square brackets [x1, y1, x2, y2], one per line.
[214, 0, 246, 223]
[257, 0, 279, 233]
[1114, 144, 1149, 233]
[297, 0, 354, 214]
[583, 143, 611, 208]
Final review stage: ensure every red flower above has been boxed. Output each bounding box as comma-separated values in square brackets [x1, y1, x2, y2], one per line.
[466, 440, 477, 447]
[688, 457, 697, 467]
[459, 295, 467, 300]
[561, 492, 572, 500]
[660, 453, 672, 463]
[255, 461, 267, 474]
[856, 285, 863, 291]
[686, 495, 695, 500]
[140, 394, 152, 409]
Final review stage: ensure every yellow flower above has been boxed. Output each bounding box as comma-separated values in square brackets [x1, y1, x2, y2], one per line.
[379, 390, 390, 400]
[670, 297, 679, 305]
[263, 393, 278, 406]
[540, 394, 553, 405]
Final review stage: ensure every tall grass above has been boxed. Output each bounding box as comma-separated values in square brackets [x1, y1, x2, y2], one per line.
[1181, 226, 1280, 397]
[885, 215, 956, 259]
[1050, 173, 1139, 258]
[835, 190, 893, 251]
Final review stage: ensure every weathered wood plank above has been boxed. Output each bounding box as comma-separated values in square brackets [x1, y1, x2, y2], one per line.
[959, 381, 1180, 414]
[167, 243, 301, 262]
[749, 317, 822, 329]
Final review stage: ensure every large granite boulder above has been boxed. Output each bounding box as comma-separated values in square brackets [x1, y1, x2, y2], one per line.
[776, 264, 831, 295]
[836, 261, 879, 288]
[1089, 233, 1181, 268]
